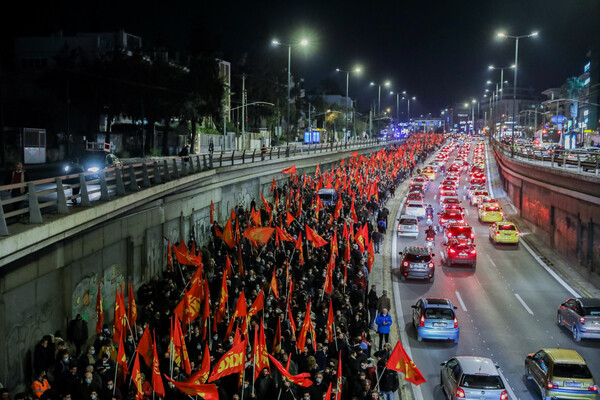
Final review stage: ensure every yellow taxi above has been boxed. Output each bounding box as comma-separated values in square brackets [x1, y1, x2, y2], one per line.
[489, 222, 519, 245]
[478, 204, 503, 223]
[422, 166, 436, 181]
[525, 348, 597, 400]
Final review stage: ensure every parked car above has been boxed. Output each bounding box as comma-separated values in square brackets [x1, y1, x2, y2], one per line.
[557, 297, 600, 341]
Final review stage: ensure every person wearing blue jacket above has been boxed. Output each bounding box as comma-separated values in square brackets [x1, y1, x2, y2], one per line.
[375, 308, 392, 351]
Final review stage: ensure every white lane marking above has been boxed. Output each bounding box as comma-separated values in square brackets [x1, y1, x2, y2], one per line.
[455, 291, 468, 312]
[497, 369, 519, 400]
[486, 254, 497, 268]
[484, 143, 495, 198]
[434, 194, 437, 200]
[464, 208, 469, 216]
[520, 240, 581, 298]
[515, 293, 534, 315]
[392, 193, 424, 400]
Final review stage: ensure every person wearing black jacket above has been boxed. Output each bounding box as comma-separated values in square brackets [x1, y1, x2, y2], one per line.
[67, 314, 88, 356]
[378, 365, 399, 400]
[367, 285, 379, 331]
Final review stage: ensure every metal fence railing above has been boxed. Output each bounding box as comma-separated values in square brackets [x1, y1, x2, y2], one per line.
[0, 139, 388, 235]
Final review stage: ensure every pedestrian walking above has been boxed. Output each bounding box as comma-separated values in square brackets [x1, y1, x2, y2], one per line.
[377, 290, 391, 314]
[375, 308, 392, 351]
[367, 285, 378, 331]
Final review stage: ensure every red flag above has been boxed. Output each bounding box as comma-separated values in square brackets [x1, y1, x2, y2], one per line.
[137, 328, 153, 367]
[174, 277, 202, 325]
[288, 304, 297, 338]
[113, 290, 127, 344]
[233, 291, 248, 318]
[207, 338, 247, 382]
[334, 197, 343, 219]
[297, 300, 313, 352]
[127, 282, 137, 329]
[216, 268, 228, 322]
[282, 165, 296, 174]
[166, 240, 173, 271]
[116, 336, 128, 386]
[367, 238, 375, 274]
[210, 200, 215, 224]
[131, 353, 143, 400]
[305, 225, 328, 248]
[248, 289, 264, 318]
[202, 279, 211, 340]
[326, 298, 335, 342]
[270, 177, 276, 193]
[296, 232, 304, 265]
[286, 212, 294, 226]
[325, 383, 332, 400]
[253, 320, 270, 380]
[336, 351, 343, 400]
[386, 341, 427, 386]
[165, 376, 218, 399]
[243, 227, 275, 244]
[351, 152, 358, 157]
[173, 244, 203, 266]
[331, 228, 339, 256]
[152, 332, 165, 397]
[173, 317, 192, 375]
[270, 269, 279, 298]
[95, 284, 103, 335]
[186, 342, 211, 385]
[276, 226, 294, 242]
[267, 354, 312, 387]
[260, 192, 272, 214]
[272, 316, 282, 354]
[222, 219, 235, 248]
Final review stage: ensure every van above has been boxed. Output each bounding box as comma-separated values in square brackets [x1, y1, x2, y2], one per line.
[317, 189, 338, 208]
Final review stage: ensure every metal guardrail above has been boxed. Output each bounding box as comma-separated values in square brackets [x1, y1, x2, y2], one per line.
[0, 139, 385, 235]
[492, 140, 600, 176]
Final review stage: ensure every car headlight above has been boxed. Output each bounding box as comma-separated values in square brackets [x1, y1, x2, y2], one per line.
[64, 165, 70, 172]
[87, 167, 100, 172]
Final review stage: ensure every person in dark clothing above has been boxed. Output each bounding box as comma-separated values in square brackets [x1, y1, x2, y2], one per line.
[100, 379, 122, 400]
[367, 286, 379, 331]
[65, 159, 85, 206]
[33, 337, 54, 377]
[5, 161, 29, 221]
[178, 146, 190, 162]
[254, 368, 275, 399]
[378, 366, 399, 400]
[67, 314, 88, 356]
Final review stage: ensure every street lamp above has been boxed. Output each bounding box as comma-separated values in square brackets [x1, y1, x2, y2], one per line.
[488, 64, 516, 101]
[497, 30, 539, 156]
[336, 66, 361, 140]
[272, 38, 309, 144]
[402, 95, 416, 133]
[390, 91, 400, 123]
[370, 80, 391, 115]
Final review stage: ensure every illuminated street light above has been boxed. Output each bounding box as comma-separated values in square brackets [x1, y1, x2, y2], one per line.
[370, 80, 392, 115]
[272, 38, 309, 144]
[336, 66, 362, 139]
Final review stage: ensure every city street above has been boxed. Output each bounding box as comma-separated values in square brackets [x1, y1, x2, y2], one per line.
[391, 140, 600, 400]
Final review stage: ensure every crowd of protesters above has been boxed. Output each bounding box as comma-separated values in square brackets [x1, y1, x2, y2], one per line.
[12, 133, 444, 400]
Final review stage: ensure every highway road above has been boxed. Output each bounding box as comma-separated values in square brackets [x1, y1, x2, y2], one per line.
[390, 139, 600, 400]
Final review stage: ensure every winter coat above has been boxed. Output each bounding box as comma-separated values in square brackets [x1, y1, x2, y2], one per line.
[375, 313, 392, 334]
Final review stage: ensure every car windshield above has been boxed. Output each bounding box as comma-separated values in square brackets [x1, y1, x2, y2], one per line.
[408, 204, 423, 208]
[405, 253, 431, 263]
[552, 364, 593, 379]
[498, 225, 515, 231]
[461, 374, 504, 390]
[424, 308, 454, 320]
[445, 199, 459, 204]
[584, 307, 600, 316]
[399, 219, 416, 225]
[319, 193, 335, 203]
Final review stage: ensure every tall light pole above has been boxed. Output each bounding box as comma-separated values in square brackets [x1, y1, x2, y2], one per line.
[370, 81, 391, 115]
[336, 66, 361, 140]
[390, 91, 400, 122]
[402, 94, 416, 133]
[488, 64, 515, 101]
[497, 31, 538, 157]
[272, 38, 308, 144]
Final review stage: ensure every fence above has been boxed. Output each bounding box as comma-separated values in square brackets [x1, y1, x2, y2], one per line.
[0, 139, 388, 235]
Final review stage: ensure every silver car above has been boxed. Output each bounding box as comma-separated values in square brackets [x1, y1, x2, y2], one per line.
[405, 201, 426, 220]
[440, 356, 509, 400]
[397, 215, 419, 237]
[557, 297, 600, 341]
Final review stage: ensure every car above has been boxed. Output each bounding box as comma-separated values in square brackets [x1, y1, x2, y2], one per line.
[439, 209, 465, 228]
[65, 151, 123, 178]
[411, 298, 459, 343]
[467, 184, 484, 199]
[441, 357, 508, 400]
[478, 204, 503, 223]
[441, 179, 458, 189]
[398, 246, 435, 282]
[557, 297, 600, 341]
[478, 196, 500, 211]
[409, 183, 426, 195]
[525, 348, 597, 400]
[397, 215, 419, 238]
[440, 196, 461, 209]
[444, 223, 474, 243]
[470, 190, 489, 206]
[469, 172, 486, 185]
[411, 175, 430, 189]
[407, 191, 424, 203]
[489, 222, 520, 245]
[422, 167, 436, 181]
[443, 238, 477, 267]
[448, 163, 462, 173]
[405, 201, 426, 220]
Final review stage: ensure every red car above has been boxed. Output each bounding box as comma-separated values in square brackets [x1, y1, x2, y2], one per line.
[443, 238, 477, 267]
[441, 197, 462, 212]
[439, 184, 456, 196]
[407, 191, 424, 202]
[469, 173, 486, 185]
[439, 209, 464, 228]
[444, 223, 474, 244]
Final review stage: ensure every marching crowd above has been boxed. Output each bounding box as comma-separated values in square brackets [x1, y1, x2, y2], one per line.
[9, 133, 444, 400]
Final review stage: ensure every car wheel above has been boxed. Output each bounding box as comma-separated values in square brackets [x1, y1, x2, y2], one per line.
[557, 313, 563, 327]
[429, 275, 435, 283]
[453, 337, 459, 344]
[524, 364, 532, 379]
[400, 275, 406, 281]
[417, 333, 422, 342]
[573, 325, 581, 342]
[472, 261, 477, 269]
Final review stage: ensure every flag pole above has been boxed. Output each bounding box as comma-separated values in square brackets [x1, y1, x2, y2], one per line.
[375, 366, 387, 391]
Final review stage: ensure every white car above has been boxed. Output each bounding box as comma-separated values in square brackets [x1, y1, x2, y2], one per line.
[397, 215, 419, 238]
[405, 201, 426, 220]
[470, 190, 489, 206]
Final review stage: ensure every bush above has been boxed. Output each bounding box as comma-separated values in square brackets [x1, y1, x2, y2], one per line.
[117, 150, 131, 159]
[149, 148, 162, 157]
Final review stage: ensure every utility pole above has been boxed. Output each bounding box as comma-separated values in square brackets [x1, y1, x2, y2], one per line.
[242, 74, 246, 136]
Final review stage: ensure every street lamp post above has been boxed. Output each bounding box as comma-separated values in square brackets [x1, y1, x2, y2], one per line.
[497, 31, 538, 157]
[336, 67, 361, 140]
[272, 38, 308, 145]
[488, 64, 515, 101]
[390, 91, 400, 122]
[402, 93, 416, 133]
[370, 81, 391, 115]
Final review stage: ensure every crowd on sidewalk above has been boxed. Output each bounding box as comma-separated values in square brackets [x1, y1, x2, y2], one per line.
[8, 133, 444, 400]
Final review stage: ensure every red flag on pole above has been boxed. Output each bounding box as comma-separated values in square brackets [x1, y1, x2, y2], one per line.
[386, 341, 427, 386]
[95, 284, 103, 335]
[207, 338, 247, 382]
[131, 354, 143, 400]
[152, 332, 165, 397]
[186, 342, 211, 384]
[136, 328, 153, 367]
[113, 290, 127, 344]
[127, 282, 137, 329]
[305, 225, 328, 248]
[116, 335, 128, 386]
[165, 376, 219, 399]
[210, 200, 215, 224]
[326, 298, 335, 342]
[270, 269, 279, 298]
[282, 165, 296, 174]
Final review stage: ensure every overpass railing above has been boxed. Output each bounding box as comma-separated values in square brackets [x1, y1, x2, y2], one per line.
[492, 140, 600, 176]
[0, 139, 385, 235]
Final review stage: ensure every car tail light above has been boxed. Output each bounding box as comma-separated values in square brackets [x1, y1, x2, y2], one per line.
[447, 232, 452, 237]
[453, 317, 458, 328]
[588, 385, 598, 392]
[483, 212, 488, 216]
[547, 381, 558, 389]
[495, 232, 500, 236]
[420, 315, 425, 327]
[515, 232, 519, 236]
[403, 261, 409, 267]
[456, 388, 466, 398]
[500, 390, 508, 399]
[428, 262, 434, 269]
[579, 317, 585, 325]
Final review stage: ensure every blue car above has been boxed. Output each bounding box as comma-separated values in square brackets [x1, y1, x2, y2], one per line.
[411, 298, 459, 343]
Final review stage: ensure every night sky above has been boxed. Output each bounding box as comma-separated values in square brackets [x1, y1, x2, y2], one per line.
[4, 0, 599, 116]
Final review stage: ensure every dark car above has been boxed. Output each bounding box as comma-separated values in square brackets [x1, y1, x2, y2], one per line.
[64, 151, 123, 180]
[399, 246, 435, 282]
[443, 238, 477, 267]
